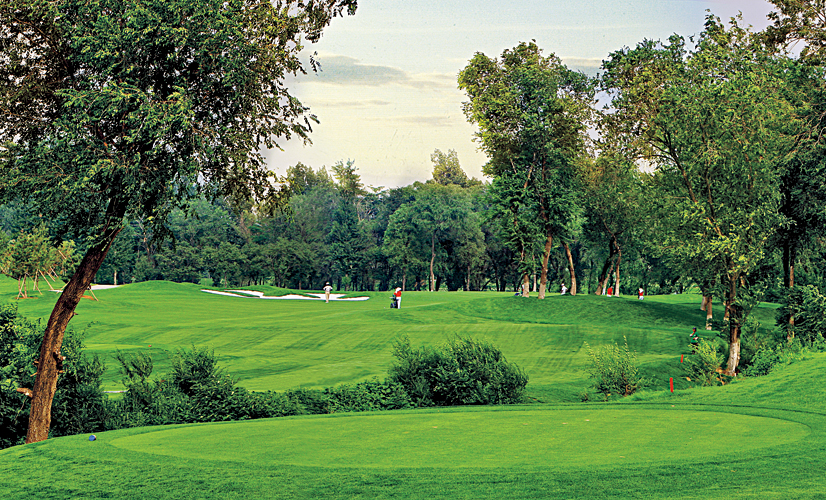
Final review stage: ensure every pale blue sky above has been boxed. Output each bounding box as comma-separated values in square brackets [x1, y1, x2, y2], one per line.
[268, 0, 775, 188]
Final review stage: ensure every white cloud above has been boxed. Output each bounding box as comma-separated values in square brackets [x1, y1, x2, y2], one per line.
[305, 54, 455, 90]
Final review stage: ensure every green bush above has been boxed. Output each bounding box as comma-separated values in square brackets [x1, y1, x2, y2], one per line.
[585, 336, 644, 397]
[106, 348, 415, 430]
[743, 337, 825, 377]
[0, 305, 107, 449]
[324, 379, 413, 413]
[388, 336, 528, 407]
[683, 338, 724, 386]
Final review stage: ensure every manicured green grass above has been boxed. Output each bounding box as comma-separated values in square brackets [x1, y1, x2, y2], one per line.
[3, 357, 826, 499]
[3, 277, 729, 399]
[4, 276, 823, 498]
[97, 407, 809, 469]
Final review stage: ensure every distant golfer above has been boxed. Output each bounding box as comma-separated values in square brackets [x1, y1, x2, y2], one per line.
[394, 287, 402, 309]
[689, 327, 700, 352]
[323, 282, 333, 303]
[561, 283, 568, 295]
[638, 287, 644, 300]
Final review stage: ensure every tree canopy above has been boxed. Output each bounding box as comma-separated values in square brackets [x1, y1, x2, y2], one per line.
[0, 0, 357, 443]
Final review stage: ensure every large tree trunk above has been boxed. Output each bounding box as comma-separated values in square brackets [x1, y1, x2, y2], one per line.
[705, 295, 713, 330]
[723, 274, 742, 376]
[538, 234, 553, 299]
[613, 245, 622, 296]
[26, 223, 123, 444]
[563, 241, 577, 296]
[521, 273, 530, 297]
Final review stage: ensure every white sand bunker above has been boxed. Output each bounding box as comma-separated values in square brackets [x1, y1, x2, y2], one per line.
[202, 289, 369, 301]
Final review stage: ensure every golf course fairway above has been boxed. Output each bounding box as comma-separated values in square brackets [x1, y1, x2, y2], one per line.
[3, 278, 826, 498]
[106, 406, 807, 469]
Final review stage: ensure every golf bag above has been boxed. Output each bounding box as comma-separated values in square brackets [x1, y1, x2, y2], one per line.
[390, 295, 399, 308]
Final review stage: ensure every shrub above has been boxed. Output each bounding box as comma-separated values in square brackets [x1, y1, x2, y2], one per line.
[585, 336, 644, 397]
[106, 347, 415, 430]
[387, 336, 528, 407]
[743, 337, 825, 377]
[324, 379, 413, 413]
[683, 338, 724, 386]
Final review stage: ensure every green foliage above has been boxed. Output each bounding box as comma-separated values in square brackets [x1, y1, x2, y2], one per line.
[324, 379, 413, 412]
[430, 149, 474, 188]
[107, 347, 413, 430]
[683, 338, 724, 386]
[585, 336, 644, 397]
[388, 336, 528, 406]
[776, 285, 826, 345]
[0, 305, 106, 449]
[0, 305, 41, 449]
[743, 336, 826, 377]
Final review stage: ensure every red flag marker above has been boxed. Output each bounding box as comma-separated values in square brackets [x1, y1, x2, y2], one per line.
[670, 377, 674, 393]
[680, 354, 684, 363]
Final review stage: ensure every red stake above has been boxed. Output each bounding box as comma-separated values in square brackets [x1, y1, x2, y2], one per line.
[670, 377, 674, 393]
[680, 354, 684, 363]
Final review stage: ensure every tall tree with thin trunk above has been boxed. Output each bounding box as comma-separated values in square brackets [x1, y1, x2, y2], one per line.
[0, 0, 356, 444]
[600, 17, 802, 375]
[459, 42, 592, 299]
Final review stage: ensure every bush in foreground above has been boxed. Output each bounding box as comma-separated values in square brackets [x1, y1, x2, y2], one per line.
[388, 336, 528, 406]
[585, 336, 644, 398]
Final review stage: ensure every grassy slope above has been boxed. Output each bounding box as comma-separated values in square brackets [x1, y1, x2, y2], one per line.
[3, 277, 822, 499]
[3, 276, 751, 400]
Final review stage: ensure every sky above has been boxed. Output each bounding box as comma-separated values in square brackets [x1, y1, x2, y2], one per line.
[267, 0, 776, 189]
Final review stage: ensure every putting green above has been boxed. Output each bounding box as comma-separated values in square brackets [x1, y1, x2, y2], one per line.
[108, 406, 808, 469]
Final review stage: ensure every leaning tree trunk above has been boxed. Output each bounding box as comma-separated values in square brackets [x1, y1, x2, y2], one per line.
[538, 234, 553, 299]
[563, 241, 577, 296]
[26, 223, 123, 444]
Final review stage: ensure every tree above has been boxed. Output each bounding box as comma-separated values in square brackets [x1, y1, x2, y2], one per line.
[484, 170, 543, 296]
[430, 149, 471, 187]
[600, 17, 802, 375]
[383, 204, 427, 291]
[764, 0, 826, 64]
[459, 42, 593, 299]
[328, 160, 368, 290]
[579, 154, 646, 297]
[0, 0, 357, 444]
